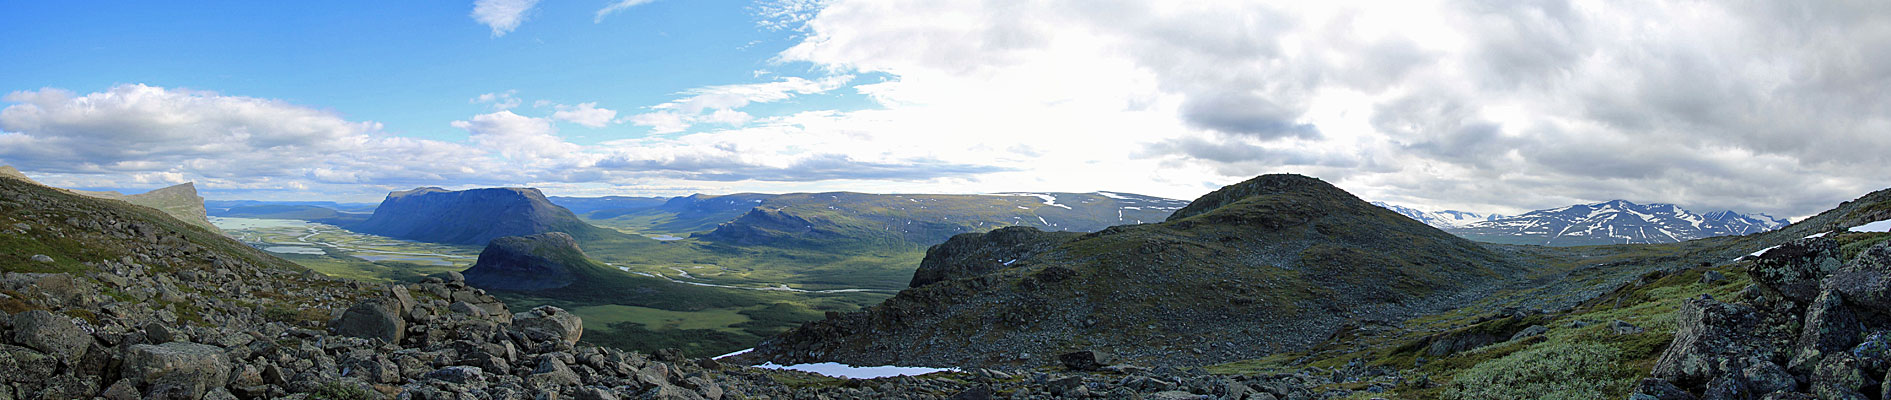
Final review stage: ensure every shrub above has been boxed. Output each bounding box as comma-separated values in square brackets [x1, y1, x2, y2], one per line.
[1444, 342, 1623, 400]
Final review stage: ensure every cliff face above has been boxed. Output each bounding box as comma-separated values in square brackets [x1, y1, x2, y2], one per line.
[461, 232, 587, 291]
[353, 187, 619, 245]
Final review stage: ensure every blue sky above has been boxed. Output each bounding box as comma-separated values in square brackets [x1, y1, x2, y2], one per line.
[1, 1, 1888, 219]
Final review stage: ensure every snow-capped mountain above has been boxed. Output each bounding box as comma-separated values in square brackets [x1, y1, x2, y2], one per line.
[1447, 200, 1791, 246]
[1371, 201, 1507, 229]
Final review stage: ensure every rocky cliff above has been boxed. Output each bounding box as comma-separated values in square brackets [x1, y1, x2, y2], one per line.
[749, 174, 1527, 368]
[353, 187, 624, 245]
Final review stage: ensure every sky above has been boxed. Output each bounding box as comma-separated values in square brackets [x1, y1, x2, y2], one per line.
[1, 0, 1887, 219]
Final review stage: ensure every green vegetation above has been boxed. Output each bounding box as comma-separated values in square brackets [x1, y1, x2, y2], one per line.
[1442, 342, 1624, 400]
[1838, 231, 1891, 260]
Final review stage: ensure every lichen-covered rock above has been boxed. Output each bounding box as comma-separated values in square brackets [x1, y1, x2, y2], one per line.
[514, 306, 583, 345]
[0, 344, 57, 384]
[1748, 237, 1841, 303]
[1810, 353, 1872, 399]
[122, 342, 232, 400]
[332, 297, 405, 344]
[1743, 359, 1797, 395]
[1825, 241, 1891, 314]
[1788, 290, 1862, 374]
[10, 310, 91, 361]
[1653, 296, 1770, 387]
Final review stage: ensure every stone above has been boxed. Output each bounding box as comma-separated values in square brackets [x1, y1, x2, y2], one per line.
[1509, 325, 1548, 341]
[425, 366, 484, 384]
[1811, 353, 1872, 397]
[11, 309, 91, 360]
[1653, 297, 1770, 387]
[332, 298, 405, 344]
[122, 342, 233, 400]
[514, 305, 583, 345]
[1743, 359, 1796, 395]
[1628, 378, 1696, 400]
[1850, 331, 1891, 372]
[1702, 374, 1751, 400]
[1047, 376, 1084, 395]
[1748, 237, 1841, 303]
[1826, 241, 1891, 314]
[29, 254, 52, 263]
[1613, 320, 1645, 335]
[655, 347, 686, 362]
[1702, 270, 1727, 284]
[1788, 290, 1861, 374]
[100, 379, 141, 400]
[528, 357, 582, 387]
[0, 344, 57, 383]
[576, 387, 622, 400]
[1058, 350, 1116, 371]
[1146, 391, 1206, 400]
[948, 386, 995, 400]
[145, 322, 176, 344]
[448, 301, 487, 318]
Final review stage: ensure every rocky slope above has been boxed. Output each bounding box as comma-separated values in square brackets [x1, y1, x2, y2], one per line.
[746, 174, 1527, 368]
[353, 187, 627, 245]
[1449, 200, 1789, 246]
[691, 191, 1185, 250]
[2, 165, 217, 232]
[2, 169, 1371, 400]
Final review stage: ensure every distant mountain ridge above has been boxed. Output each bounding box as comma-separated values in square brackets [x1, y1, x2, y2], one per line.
[1446, 200, 1789, 246]
[353, 187, 626, 245]
[0, 165, 217, 232]
[1371, 201, 1507, 229]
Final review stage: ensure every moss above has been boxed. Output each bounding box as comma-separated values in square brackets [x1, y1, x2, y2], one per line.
[1838, 232, 1891, 261]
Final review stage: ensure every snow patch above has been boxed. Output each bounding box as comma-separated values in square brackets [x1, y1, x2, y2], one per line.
[1096, 191, 1130, 200]
[754, 362, 958, 379]
[1851, 220, 1891, 233]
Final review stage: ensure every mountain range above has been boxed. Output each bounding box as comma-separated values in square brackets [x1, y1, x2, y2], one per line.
[1376, 200, 1790, 246]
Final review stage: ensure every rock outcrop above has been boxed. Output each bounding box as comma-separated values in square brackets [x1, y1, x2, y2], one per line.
[461, 232, 586, 291]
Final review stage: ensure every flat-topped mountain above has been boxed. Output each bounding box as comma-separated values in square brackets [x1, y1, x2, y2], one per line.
[353, 187, 624, 245]
[1448, 200, 1789, 246]
[750, 173, 1525, 368]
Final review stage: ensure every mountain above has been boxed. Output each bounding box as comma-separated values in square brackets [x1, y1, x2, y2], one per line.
[1371, 201, 1507, 229]
[747, 174, 1524, 368]
[352, 187, 628, 245]
[0, 165, 216, 232]
[208, 204, 371, 225]
[205, 199, 379, 214]
[692, 191, 1186, 250]
[462, 232, 589, 291]
[1448, 200, 1790, 246]
[546, 195, 670, 215]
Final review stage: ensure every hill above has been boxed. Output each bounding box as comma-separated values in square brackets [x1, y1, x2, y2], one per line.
[352, 187, 629, 245]
[1448, 200, 1789, 246]
[691, 191, 1185, 250]
[748, 174, 1525, 368]
[1, 165, 217, 232]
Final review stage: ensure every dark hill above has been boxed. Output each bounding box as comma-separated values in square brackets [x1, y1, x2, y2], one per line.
[353, 187, 626, 245]
[462, 232, 588, 291]
[748, 174, 1526, 368]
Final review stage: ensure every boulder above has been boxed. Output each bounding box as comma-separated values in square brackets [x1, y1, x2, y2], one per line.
[1811, 353, 1873, 399]
[11, 310, 91, 360]
[527, 357, 582, 387]
[332, 298, 405, 344]
[1628, 378, 1695, 400]
[122, 342, 232, 400]
[1509, 325, 1548, 341]
[1743, 359, 1796, 395]
[1825, 241, 1891, 313]
[424, 366, 484, 384]
[1058, 350, 1116, 371]
[1748, 237, 1841, 303]
[1614, 320, 1646, 335]
[1702, 374, 1751, 400]
[0, 344, 57, 384]
[513, 306, 583, 345]
[1788, 290, 1862, 374]
[1653, 296, 1771, 387]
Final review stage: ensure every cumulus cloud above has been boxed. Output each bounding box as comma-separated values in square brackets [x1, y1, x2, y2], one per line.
[452, 110, 581, 164]
[627, 75, 851, 133]
[0, 84, 490, 194]
[595, 0, 659, 23]
[771, 0, 1891, 218]
[550, 102, 618, 128]
[470, 90, 521, 110]
[471, 0, 541, 37]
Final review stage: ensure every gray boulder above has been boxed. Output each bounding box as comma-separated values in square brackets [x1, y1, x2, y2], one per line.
[332, 297, 405, 344]
[1748, 237, 1841, 303]
[122, 342, 232, 400]
[1787, 290, 1861, 374]
[1629, 378, 1696, 400]
[1058, 350, 1115, 371]
[1825, 241, 1891, 313]
[424, 366, 484, 384]
[1743, 359, 1796, 395]
[11, 310, 91, 360]
[514, 306, 583, 345]
[1653, 296, 1771, 387]
[1509, 325, 1548, 341]
[527, 357, 582, 387]
[0, 344, 57, 384]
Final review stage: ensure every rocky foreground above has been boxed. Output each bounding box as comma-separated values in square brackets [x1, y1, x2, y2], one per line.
[1633, 236, 1891, 399]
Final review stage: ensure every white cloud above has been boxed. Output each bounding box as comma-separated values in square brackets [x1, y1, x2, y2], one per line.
[595, 0, 659, 23]
[470, 90, 521, 110]
[471, 0, 542, 37]
[0, 84, 491, 195]
[452, 110, 581, 165]
[627, 75, 852, 133]
[550, 102, 618, 128]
